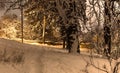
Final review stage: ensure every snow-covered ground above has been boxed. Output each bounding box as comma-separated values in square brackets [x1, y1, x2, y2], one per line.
[0, 38, 119, 73]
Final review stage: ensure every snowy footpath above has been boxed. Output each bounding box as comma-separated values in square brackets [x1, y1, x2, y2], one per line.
[0, 38, 119, 73]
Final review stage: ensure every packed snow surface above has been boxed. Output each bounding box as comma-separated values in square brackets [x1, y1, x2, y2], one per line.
[0, 38, 119, 73]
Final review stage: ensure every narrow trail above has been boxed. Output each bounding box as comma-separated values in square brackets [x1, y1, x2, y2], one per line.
[23, 47, 45, 73]
[41, 49, 84, 73]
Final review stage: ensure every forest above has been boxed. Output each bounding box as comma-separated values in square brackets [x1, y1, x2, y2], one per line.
[0, 0, 119, 73]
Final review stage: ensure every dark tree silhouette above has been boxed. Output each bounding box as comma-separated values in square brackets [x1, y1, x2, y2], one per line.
[104, 25, 111, 55]
[103, 0, 113, 56]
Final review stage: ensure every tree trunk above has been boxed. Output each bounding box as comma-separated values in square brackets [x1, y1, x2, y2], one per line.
[104, 0, 114, 55]
[42, 15, 46, 44]
[20, 1, 24, 43]
[66, 24, 80, 53]
[63, 39, 66, 49]
[71, 33, 80, 53]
